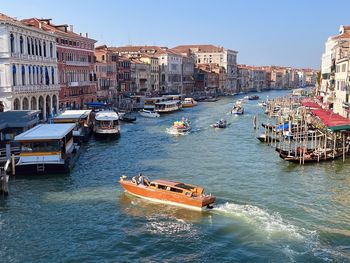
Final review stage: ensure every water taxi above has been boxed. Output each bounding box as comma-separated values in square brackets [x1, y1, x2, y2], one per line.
[139, 109, 160, 118]
[155, 100, 181, 113]
[182, 98, 198, 108]
[231, 105, 244, 115]
[53, 110, 93, 143]
[168, 118, 191, 134]
[119, 174, 216, 210]
[212, 119, 227, 129]
[13, 123, 80, 175]
[93, 110, 120, 138]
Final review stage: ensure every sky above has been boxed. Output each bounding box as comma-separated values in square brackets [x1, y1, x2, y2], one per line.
[2, 0, 350, 69]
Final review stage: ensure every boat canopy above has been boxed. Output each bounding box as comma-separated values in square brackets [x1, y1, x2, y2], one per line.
[311, 108, 350, 131]
[300, 98, 322, 109]
[156, 100, 180, 105]
[54, 110, 92, 120]
[85, 102, 108, 108]
[95, 111, 119, 121]
[14, 123, 76, 141]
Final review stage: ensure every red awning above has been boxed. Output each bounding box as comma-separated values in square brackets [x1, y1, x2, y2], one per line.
[311, 108, 350, 130]
[301, 98, 322, 109]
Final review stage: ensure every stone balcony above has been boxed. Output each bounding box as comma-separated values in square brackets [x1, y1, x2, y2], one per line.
[65, 61, 91, 67]
[6, 53, 57, 63]
[13, 84, 60, 93]
[67, 81, 94, 87]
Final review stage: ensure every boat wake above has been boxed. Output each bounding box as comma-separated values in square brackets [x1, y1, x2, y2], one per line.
[212, 202, 349, 261]
[166, 128, 190, 136]
[213, 202, 308, 240]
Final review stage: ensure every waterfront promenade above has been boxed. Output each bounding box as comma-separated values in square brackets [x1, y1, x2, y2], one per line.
[0, 89, 349, 262]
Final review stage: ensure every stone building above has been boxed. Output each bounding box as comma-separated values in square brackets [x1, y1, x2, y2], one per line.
[0, 13, 59, 120]
[22, 18, 97, 110]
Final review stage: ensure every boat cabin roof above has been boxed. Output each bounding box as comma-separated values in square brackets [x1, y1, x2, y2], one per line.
[54, 110, 92, 121]
[155, 100, 180, 105]
[152, 179, 201, 192]
[14, 123, 75, 141]
[95, 111, 119, 121]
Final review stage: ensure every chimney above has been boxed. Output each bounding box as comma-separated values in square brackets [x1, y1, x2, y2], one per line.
[80, 33, 82, 36]
[69, 25, 74, 32]
[85, 33, 88, 38]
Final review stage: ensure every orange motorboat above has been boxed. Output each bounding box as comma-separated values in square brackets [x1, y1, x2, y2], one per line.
[119, 174, 216, 210]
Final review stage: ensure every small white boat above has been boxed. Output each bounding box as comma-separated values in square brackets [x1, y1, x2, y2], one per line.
[139, 109, 160, 118]
[231, 105, 244, 115]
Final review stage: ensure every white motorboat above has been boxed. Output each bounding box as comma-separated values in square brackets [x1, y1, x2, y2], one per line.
[139, 109, 160, 118]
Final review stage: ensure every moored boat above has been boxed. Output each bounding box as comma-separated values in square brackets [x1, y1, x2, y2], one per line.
[119, 173, 216, 210]
[13, 123, 80, 175]
[182, 98, 198, 107]
[139, 109, 160, 118]
[93, 110, 120, 138]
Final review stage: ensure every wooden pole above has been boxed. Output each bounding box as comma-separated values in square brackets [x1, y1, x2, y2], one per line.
[11, 154, 15, 176]
[343, 132, 346, 162]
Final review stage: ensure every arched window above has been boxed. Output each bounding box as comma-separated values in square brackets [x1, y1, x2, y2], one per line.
[35, 39, 38, 56]
[38, 41, 42, 56]
[51, 67, 55, 84]
[12, 65, 17, 86]
[21, 65, 26, 85]
[50, 43, 53, 58]
[43, 41, 47, 57]
[27, 37, 31, 55]
[31, 38, 34, 55]
[45, 67, 49, 85]
[10, 33, 15, 53]
[40, 67, 43, 84]
[19, 36, 24, 54]
[28, 66, 31, 85]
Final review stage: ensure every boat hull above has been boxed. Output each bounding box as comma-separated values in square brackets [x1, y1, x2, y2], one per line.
[14, 163, 70, 176]
[119, 180, 215, 210]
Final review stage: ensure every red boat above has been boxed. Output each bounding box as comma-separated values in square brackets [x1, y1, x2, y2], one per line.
[119, 174, 216, 210]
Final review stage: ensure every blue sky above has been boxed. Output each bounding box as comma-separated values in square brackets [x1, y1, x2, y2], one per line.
[2, 0, 350, 69]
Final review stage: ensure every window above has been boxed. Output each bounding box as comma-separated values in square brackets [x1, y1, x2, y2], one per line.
[50, 43, 53, 58]
[19, 36, 23, 54]
[158, 184, 167, 190]
[27, 37, 31, 55]
[12, 65, 16, 86]
[34, 39, 38, 56]
[21, 65, 25, 85]
[10, 33, 14, 53]
[51, 68, 55, 84]
[39, 41, 42, 56]
[43, 42, 47, 57]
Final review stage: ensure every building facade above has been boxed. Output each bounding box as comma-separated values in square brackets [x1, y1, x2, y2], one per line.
[157, 50, 182, 94]
[172, 44, 238, 93]
[23, 18, 97, 110]
[139, 54, 159, 92]
[130, 58, 151, 93]
[0, 13, 59, 120]
[95, 45, 118, 103]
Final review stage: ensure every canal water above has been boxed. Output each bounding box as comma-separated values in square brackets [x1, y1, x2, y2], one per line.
[1, 89, 350, 262]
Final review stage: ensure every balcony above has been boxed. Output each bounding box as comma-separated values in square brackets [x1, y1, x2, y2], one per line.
[10, 53, 57, 63]
[13, 84, 60, 93]
[67, 81, 94, 87]
[65, 61, 90, 66]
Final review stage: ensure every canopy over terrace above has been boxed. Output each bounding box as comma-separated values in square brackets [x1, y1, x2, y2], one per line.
[300, 98, 322, 109]
[311, 108, 350, 131]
